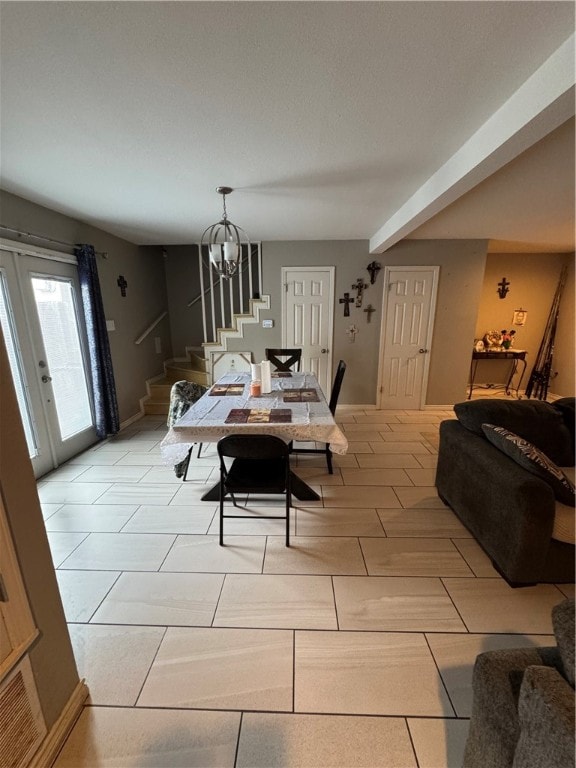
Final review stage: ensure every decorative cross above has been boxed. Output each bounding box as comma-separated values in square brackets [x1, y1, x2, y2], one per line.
[117, 275, 128, 297]
[363, 304, 376, 323]
[367, 261, 381, 284]
[346, 324, 359, 343]
[497, 277, 510, 299]
[339, 292, 354, 317]
[351, 277, 368, 307]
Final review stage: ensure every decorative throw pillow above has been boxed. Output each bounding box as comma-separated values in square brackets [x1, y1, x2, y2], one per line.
[482, 424, 575, 506]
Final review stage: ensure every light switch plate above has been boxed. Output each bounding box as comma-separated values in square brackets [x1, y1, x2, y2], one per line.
[106, 319, 116, 331]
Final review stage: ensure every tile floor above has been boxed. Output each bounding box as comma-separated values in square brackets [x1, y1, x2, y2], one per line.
[39, 397, 574, 768]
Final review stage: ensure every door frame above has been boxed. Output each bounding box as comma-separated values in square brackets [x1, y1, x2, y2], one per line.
[0, 241, 97, 475]
[376, 265, 439, 410]
[280, 265, 335, 395]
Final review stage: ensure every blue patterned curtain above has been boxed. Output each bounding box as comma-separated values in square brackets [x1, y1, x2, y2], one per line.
[75, 244, 120, 438]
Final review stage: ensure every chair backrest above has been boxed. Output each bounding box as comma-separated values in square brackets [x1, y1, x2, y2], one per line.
[167, 381, 208, 427]
[265, 348, 302, 372]
[328, 360, 346, 415]
[217, 434, 290, 461]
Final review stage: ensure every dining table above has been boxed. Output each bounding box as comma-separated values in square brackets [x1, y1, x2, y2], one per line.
[160, 370, 348, 501]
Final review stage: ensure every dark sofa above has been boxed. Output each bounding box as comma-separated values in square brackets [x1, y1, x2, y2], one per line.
[463, 597, 575, 768]
[435, 397, 575, 585]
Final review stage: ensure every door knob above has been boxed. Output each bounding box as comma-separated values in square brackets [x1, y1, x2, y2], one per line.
[321, 348, 329, 353]
[41, 374, 52, 383]
[418, 348, 429, 354]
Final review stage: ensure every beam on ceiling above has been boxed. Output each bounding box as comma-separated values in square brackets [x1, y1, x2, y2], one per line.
[369, 34, 575, 254]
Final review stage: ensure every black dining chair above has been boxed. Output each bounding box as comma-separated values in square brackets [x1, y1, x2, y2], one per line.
[290, 360, 346, 474]
[265, 348, 302, 372]
[167, 380, 208, 480]
[217, 434, 292, 546]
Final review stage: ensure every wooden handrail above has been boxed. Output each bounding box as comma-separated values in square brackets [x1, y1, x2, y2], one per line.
[135, 310, 168, 345]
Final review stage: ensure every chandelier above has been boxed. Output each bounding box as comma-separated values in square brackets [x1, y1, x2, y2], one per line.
[201, 186, 249, 279]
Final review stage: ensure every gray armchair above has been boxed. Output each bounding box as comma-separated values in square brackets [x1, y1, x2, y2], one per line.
[463, 598, 575, 768]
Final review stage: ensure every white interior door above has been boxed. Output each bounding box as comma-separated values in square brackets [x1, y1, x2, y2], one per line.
[0, 249, 97, 477]
[281, 267, 334, 396]
[377, 266, 439, 409]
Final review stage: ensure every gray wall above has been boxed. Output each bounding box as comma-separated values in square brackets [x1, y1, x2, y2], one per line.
[0, 330, 79, 729]
[0, 191, 171, 422]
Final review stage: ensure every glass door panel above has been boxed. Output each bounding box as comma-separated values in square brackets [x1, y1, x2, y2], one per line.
[31, 276, 92, 440]
[0, 271, 38, 457]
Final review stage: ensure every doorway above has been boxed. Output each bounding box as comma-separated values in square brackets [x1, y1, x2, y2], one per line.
[281, 266, 334, 396]
[0, 248, 97, 477]
[377, 266, 439, 409]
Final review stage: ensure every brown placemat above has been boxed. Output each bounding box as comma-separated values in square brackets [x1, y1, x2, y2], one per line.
[209, 384, 245, 396]
[225, 408, 292, 424]
[283, 388, 320, 402]
[271, 371, 293, 377]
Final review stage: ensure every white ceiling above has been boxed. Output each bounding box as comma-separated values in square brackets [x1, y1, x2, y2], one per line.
[0, 2, 574, 253]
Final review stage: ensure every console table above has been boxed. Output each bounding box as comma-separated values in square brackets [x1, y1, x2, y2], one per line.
[468, 349, 527, 399]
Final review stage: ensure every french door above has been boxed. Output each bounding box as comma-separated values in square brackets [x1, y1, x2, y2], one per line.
[0, 248, 97, 477]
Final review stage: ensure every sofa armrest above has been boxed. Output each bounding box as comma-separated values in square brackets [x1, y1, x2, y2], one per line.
[512, 665, 575, 768]
[463, 647, 561, 768]
[436, 420, 557, 583]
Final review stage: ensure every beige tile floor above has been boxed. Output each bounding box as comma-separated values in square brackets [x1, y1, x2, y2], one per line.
[42, 398, 574, 768]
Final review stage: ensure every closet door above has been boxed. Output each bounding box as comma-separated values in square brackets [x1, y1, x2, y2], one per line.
[0, 249, 97, 477]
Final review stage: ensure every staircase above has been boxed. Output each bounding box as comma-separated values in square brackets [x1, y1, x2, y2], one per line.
[141, 295, 270, 416]
[142, 354, 208, 416]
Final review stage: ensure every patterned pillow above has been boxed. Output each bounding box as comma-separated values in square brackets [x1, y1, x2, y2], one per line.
[482, 424, 575, 506]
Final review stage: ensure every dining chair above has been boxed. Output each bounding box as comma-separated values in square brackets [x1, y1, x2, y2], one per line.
[217, 434, 292, 546]
[290, 359, 346, 474]
[167, 380, 208, 480]
[265, 348, 302, 372]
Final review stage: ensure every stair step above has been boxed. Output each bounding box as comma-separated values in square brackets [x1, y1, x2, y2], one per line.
[165, 364, 209, 386]
[143, 401, 170, 416]
[148, 382, 172, 400]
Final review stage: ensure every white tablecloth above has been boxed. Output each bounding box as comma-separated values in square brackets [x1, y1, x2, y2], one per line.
[160, 371, 348, 465]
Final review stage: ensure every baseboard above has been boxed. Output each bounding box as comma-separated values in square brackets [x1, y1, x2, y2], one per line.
[30, 679, 89, 768]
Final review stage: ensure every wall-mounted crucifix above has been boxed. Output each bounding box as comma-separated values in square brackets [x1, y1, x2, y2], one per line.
[117, 275, 128, 297]
[363, 304, 376, 323]
[339, 292, 354, 317]
[351, 277, 368, 307]
[346, 324, 359, 343]
[366, 261, 381, 284]
[497, 277, 510, 299]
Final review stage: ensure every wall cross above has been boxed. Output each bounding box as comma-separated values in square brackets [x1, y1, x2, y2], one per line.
[339, 292, 354, 317]
[351, 277, 368, 307]
[497, 277, 510, 299]
[367, 261, 381, 284]
[363, 304, 376, 323]
[346, 324, 359, 343]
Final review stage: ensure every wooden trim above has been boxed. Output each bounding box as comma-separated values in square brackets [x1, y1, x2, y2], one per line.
[29, 679, 89, 768]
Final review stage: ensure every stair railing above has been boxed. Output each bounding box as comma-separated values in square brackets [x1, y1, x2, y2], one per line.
[190, 243, 263, 344]
[134, 310, 168, 345]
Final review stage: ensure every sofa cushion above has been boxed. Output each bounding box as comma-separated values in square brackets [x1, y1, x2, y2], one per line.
[454, 399, 574, 465]
[481, 424, 575, 506]
[552, 598, 575, 687]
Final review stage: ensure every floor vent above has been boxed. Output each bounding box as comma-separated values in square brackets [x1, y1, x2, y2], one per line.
[0, 657, 46, 768]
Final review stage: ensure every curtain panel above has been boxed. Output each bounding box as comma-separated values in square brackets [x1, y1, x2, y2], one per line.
[75, 244, 119, 438]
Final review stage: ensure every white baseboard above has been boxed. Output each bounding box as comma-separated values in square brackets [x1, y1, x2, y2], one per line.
[30, 679, 89, 768]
